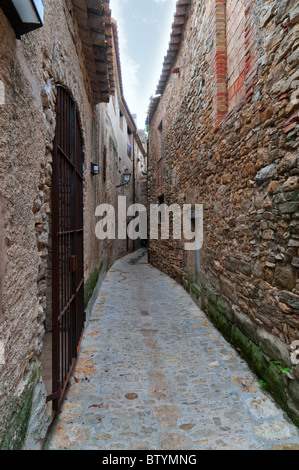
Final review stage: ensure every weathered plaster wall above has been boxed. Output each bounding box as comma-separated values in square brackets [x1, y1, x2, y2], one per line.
[148, 0, 299, 425]
[95, 97, 135, 269]
[107, 93, 134, 255]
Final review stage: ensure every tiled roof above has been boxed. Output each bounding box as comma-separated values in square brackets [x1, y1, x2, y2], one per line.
[147, 0, 191, 124]
[111, 20, 126, 109]
[112, 20, 147, 159]
[72, 0, 115, 103]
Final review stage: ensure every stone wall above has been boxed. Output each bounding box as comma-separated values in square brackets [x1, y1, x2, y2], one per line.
[0, 0, 146, 448]
[0, 0, 112, 449]
[148, 0, 299, 426]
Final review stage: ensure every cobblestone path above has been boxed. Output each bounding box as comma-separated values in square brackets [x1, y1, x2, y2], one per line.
[46, 249, 299, 450]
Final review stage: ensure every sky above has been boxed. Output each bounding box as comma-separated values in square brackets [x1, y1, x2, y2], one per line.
[109, 0, 177, 130]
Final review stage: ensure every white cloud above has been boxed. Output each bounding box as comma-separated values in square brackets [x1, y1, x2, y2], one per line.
[109, 0, 177, 128]
[110, 0, 141, 122]
[149, 0, 177, 93]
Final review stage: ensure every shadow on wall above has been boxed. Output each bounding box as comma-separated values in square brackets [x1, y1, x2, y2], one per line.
[0, 80, 4, 105]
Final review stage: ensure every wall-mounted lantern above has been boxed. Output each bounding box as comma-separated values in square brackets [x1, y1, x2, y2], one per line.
[116, 168, 132, 188]
[123, 169, 131, 184]
[0, 0, 44, 39]
[91, 162, 100, 176]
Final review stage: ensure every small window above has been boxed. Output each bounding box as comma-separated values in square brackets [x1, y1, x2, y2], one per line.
[127, 127, 132, 159]
[158, 195, 164, 205]
[158, 195, 165, 224]
[158, 121, 163, 161]
[103, 146, 107, 183]
[119, 109, 124, 131]
[127, 143, 131, 159]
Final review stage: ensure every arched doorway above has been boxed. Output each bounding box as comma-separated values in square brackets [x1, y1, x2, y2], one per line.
[48, 85, 85, 411]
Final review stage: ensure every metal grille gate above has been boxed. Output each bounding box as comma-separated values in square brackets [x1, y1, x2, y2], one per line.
[50, 85, 84, 411]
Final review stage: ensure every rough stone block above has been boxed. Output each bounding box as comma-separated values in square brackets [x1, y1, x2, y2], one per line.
[208, 303, 231, 342]
[231, 325, 252, 362]
[256, 327, 291, 366]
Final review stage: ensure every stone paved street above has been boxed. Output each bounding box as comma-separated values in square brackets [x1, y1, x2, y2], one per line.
[45, 249, 299, 450]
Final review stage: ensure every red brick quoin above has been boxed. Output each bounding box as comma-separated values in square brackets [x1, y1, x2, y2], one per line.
[208, 0, 257, 127]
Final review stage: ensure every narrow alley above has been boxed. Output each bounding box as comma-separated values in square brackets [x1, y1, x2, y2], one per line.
[45, 249, 299, 451]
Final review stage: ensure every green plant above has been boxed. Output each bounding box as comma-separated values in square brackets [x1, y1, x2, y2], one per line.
[272, 361, 291, 377]
[84, 260, 104, 309]
[259, 379, 267, 391]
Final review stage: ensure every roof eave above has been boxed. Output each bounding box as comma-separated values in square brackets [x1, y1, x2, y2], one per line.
[147, 0, 191, 125]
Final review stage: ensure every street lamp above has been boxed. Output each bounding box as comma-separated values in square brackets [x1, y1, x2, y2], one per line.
[0, 0, 44, 39]
[116, 169, 131, 188]
[123, 169, 131, 184]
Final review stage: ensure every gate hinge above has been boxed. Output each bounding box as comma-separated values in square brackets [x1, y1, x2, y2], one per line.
[46, 390, 61, 403]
